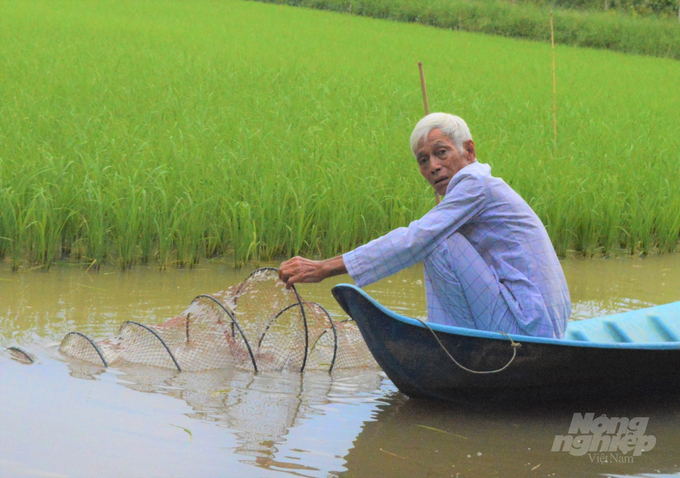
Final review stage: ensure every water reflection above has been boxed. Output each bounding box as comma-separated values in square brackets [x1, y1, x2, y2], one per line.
[51, 349, 680, 478]
[571, 297, 658, 322]
[59, 355, 386, 477]
[340, 392, 680, 477]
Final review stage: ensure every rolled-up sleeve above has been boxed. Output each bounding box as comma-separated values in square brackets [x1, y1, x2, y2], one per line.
[343, 173, 486, 288]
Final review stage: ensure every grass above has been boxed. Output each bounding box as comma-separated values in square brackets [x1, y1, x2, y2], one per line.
[518, 0, 680, 18]
[262, 0, 680, 60]
[0, 0, 679, 270]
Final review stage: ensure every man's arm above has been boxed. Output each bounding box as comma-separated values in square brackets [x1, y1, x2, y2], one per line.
[279, 170, 486, 289]
[279, 255, 347, 289]
[343, 173, 486, 288]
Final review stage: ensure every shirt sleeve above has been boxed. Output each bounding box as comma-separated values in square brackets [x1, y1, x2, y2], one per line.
[342, 173, 487, 288]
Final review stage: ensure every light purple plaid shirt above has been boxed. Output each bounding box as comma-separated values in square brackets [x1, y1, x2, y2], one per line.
[343, 161, 570, 338]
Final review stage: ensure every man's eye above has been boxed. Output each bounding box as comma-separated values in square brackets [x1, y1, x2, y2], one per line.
[437, 150, 446, 156]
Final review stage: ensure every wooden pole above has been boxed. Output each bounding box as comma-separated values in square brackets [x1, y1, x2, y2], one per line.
[550, 12, 557, 151]
[418, 62, 440, 204]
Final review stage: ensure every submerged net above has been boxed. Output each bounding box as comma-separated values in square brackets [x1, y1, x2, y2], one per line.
[2, 346, 36, 365]
[60, 268, 377, 373]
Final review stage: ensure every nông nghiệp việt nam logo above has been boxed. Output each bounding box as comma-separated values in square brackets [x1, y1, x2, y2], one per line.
[552, 413, 656, 460]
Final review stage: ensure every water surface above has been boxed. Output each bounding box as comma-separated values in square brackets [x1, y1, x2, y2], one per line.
[2, 255, 680, 477]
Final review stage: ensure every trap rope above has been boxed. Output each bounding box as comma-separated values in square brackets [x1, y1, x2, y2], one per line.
[415, 318, 521, 374]
[60, 268, 377, 373]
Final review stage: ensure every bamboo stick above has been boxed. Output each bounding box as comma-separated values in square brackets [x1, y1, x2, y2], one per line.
[551, 12, 557, 151]
[418, 62, 440, 204]
[418, 62, 430, 115]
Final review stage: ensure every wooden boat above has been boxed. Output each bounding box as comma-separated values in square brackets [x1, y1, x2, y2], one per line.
[332, 283, 680, 402]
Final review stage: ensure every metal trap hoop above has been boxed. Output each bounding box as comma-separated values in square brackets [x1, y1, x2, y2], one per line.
[6, 346, 36, 365]
[306, 302, 339, 373]
[232, 267, 310, 373]
[119, 321, 182, 372]
[192, 294, 259, 373]
[60, 331, 109, 367]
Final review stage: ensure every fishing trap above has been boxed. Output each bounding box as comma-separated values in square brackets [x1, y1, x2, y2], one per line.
[59, 268, 376, 373]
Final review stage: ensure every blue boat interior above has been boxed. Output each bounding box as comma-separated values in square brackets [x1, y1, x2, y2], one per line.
[565, 301, 680, 344]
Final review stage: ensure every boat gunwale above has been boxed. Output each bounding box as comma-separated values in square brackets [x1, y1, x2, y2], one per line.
[333, 283, 680, 351]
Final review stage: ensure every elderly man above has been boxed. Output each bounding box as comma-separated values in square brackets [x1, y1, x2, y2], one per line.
[279, 113, 570, 338]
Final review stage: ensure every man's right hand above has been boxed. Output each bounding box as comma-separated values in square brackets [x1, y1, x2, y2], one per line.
[279, 255, 347, 289]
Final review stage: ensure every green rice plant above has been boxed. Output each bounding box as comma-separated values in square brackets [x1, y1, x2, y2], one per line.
[0, 0, 677, 269]
[29, 187, 73, 269]
[153, 191, 176, 270]
[171, 192, 207, 268]
[225, 201, 261, 267]
[657, 196, 680, 253]
[80, 179, 110, 268]
[0, 189, 36, 271]
[110, 181, 146, 270]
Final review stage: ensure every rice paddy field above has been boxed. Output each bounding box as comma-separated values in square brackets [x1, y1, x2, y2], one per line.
[1, 0, 679, 271]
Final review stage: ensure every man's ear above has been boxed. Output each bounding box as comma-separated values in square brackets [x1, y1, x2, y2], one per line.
[463, 140, 476, 161]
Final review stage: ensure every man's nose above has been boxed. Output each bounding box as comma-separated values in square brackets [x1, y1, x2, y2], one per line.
[429, 155, 442, 174]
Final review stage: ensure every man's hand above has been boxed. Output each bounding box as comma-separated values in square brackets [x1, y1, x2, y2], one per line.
[279, 255, 347, 289]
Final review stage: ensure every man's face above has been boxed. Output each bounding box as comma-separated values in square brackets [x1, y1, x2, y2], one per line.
[415, 129, 476, 196]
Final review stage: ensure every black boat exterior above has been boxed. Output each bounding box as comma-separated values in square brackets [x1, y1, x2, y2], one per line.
[332, 284, 680, 402]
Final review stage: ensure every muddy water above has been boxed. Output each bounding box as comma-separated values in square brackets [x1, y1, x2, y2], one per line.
[1, 256, 680, 478]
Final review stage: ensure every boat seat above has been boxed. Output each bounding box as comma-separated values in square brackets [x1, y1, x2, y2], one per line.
[565, 301, 680, 344]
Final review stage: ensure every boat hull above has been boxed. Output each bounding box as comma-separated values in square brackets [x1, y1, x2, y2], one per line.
[332, 284, 680, 402]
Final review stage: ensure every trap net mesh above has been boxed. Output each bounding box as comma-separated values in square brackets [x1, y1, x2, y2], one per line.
[60, 268, 377, 373]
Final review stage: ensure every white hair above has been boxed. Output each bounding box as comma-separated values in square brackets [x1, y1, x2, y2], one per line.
[409, 113, 473, 156]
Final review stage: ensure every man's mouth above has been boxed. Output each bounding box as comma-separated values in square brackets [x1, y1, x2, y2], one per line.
[434, 177, 448, 185]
